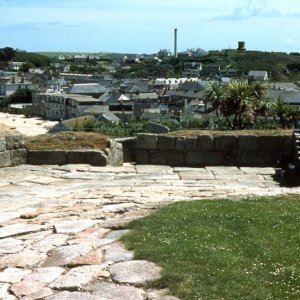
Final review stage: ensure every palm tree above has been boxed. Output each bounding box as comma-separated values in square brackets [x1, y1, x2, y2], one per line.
[224, 80, 253, 128]
[249, 81, 274, 120]
[205, 81, 226, 118]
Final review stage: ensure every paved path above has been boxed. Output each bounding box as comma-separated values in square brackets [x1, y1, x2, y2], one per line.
[0, 163, 299, 299]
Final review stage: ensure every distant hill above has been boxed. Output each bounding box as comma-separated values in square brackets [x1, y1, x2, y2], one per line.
[198, 50, 300, 82]
[2, 47, 300, 83]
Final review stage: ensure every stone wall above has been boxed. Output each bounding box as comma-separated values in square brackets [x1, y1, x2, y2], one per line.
[133, 133, 292, 167]
[0, 133, 27, 168]
[27, 139, 123, 166]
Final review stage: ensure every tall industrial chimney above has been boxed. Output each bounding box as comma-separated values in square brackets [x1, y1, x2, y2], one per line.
[174, 28, 178, 58]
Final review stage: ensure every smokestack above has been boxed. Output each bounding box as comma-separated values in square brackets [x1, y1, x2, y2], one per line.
[174, 28, 178, 58]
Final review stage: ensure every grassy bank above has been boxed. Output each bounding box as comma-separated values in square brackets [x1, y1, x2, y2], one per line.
[25, 132, 109, 151]
[122, 196, 300, 299]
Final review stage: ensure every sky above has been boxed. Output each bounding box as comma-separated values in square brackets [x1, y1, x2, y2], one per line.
[0, 0, 299, 54]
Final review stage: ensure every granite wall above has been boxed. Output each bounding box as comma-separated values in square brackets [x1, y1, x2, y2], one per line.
[128, 133, 292, 167]
[0, 133, 27, 168]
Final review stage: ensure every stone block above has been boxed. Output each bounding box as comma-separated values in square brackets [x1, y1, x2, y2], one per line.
[157, 135, 176, 150]
[175, 138, 185, 151]
[6, 134, 25, 150]
[204, 151, 223, 166]
[197, 135, 214, 150]
[135, 150, 149, 164]
[106, 140, 123, 166]
[67, 151, 86, 164]
[0, 151, 11, 167]
[185, 137, 198, 150]
[148, 150, 167, 165]
[115, 137, 136, 163]
[165, 151, 185, 166]
[214, 135, 238, 151]
[221, 150, 238, 166]
[0, 137, 6, 152]
[84, 150, 107, 166]
[136, 134, 158, 150]
[237, 151, 277, 166]
[258, 135, 283, 151]
[10, 149, 27, 166]
[27, 150, 67, 165]
[283, 134, 292, 150]
[238, 135, 258, 151]
[185, 151, 205, 166]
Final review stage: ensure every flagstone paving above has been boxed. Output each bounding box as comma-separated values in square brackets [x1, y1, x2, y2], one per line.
[0, 163, 299, 299]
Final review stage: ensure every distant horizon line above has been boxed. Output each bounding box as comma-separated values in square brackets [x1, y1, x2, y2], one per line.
[15, 48, 300, 56]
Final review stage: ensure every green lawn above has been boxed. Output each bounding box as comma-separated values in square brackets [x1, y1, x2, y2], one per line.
[122, 196, 300, 300]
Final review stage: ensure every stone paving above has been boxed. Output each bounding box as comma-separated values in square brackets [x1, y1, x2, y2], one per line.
[0, 163, 300, 299]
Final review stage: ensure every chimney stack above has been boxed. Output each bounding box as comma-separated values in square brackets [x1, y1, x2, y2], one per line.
[174, 28, 178, 58]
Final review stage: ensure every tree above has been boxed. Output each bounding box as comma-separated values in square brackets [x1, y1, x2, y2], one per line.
[9, 88, 32, 104]
[206, 80, 273, 129]
[19, 62, 35, 72]
[272, 98, 300, 128]
[0, 47, 16, 61]
[205, 81, 226, 118]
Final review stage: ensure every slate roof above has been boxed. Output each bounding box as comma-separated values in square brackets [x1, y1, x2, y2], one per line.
[97, 111, 120, 123]
[268, 90, 300, 105]
[68, 83, 107, 95]
[248, 71, 268, 79]
[78, 105, 108, 115]
[269, 82, 299, 91]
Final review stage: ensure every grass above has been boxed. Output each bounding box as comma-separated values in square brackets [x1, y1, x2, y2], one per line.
[25, 132, 110, 151]
[122, 196, 300, 300]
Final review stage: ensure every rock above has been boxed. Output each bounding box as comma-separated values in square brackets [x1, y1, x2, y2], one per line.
[42, 243, 93, 267]
[53, 219, 97, 234]
[147, 289, 181, 300]
[104, 242, 134, 263]
[84, 150, 107, 166]
[67, 249, 103, 267]
[75, 227, 110, 239]
[100, 203, 135, 213]
[0, 223, 47, 239]
[0, 250, 47, 269]
[27, 150, 67, 165]
[10, 280, 46, 297]
[109, 260, 161, 286]
[0, 283, 16, 300]
[5, 134, 25, 150]
[0, 150, 11, 167]
[104, 229, 130, 242]
[23, 287, 53, 300]
[10, 149, 27, 166]
[136, 134, 158, 150]
[45, 291, 100, 300]
[106, 139, 123, 166]
[49, 265, 105, 290]
[0, 238, 25, 254]
[30, 233, 69, 253]
[0, 267, 32, 283]
[146, 122, 170, 134]
[87, 282, 145, 300]
[22, 267, 65, 283]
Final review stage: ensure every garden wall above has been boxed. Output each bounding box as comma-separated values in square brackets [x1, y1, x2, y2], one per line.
[128, 133, 292, 167]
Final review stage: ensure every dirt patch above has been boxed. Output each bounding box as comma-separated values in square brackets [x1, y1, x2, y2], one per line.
[0, 124, 18, 135]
